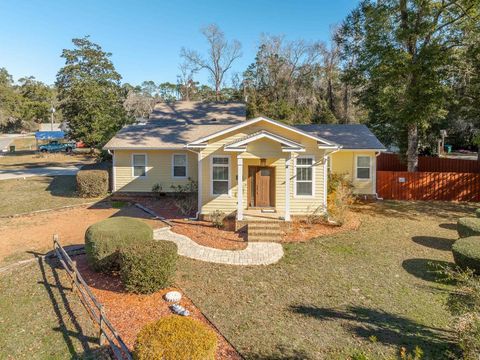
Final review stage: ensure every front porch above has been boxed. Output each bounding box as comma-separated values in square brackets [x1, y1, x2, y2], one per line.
[242, 208, 286, 221]
[236, 155, 294, 222]
[195, 121, 338, 224]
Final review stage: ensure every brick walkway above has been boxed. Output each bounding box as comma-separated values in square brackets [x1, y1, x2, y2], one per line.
[153, 228, 284, 266]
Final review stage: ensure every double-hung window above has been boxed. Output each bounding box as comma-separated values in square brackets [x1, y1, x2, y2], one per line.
[356, 156, 371, 180]
[295, 156, 314, 196]
[132, 154, 146, 177]
[212, 156, 229, 195]
[173, 154, 187, 178]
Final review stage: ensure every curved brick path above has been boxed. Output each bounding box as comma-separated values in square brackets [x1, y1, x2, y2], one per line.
[153, 228, 284, 266]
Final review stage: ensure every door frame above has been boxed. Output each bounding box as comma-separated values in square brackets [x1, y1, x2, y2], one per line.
[247, 166, 275, 208]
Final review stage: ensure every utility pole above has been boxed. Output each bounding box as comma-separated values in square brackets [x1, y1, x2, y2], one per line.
[50, 105, 55, 131]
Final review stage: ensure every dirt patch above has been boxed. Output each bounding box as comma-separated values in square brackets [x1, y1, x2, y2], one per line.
[0, 202, 166, 265]
[75, 255, 241, 359]
[283, 212, 361, 242]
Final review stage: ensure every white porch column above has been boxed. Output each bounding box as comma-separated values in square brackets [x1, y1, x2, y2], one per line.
[237, 156, 244, 220]
[197, 151, 203, 218]
[285, 153, 291, 221]
[323, 153, 328, 212]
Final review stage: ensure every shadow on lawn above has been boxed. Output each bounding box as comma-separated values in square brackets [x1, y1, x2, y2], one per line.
[439, 223, 458, 231]
[352, 201, 476, 221]
[412, 235, 456, 251]
[30, 251, 103, 358]
[243, 346, 312, 360]
[45, 175, 80, 198]
[402, 258, 453, 282]
[289, 305, 456, 357]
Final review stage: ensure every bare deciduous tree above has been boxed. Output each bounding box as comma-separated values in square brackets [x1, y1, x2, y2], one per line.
[177, 61, 198, 101]
[180, 24, 242, 101]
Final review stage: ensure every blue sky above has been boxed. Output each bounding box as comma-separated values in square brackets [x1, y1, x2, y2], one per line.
[0, 0, 359, 86]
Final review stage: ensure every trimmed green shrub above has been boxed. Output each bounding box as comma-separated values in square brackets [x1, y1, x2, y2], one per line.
[85, 217, 153, 272]
[452, 236, 480, 273]
[76, 169, 109, 197]
[457, 217, 480, 238]
[120, 241, 178, 294]
[476, 208, 480, 218]
[134, 315, 217, 360]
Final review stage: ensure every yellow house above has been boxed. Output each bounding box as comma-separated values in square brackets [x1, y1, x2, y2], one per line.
[104, 102, 385, 221]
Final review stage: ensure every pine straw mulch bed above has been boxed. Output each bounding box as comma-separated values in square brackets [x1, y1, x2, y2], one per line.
[74, 255, 241, 360]
[122, 197, 359, 247]
[282, 211, 361, 242]
[140, 198, 248, 250]
[169, 219, 247, 250]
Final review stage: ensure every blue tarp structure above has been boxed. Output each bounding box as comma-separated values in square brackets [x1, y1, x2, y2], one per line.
[34, 131, 65, 140]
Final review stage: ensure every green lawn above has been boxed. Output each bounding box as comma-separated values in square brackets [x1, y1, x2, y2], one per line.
[0, 176, 102, 216]
[0, 201, 474, 359]
[0, 152, 94, 170]
[0, 258, 106, 359]
[11, 136, 37, 151]
[176, 201, 476, 359]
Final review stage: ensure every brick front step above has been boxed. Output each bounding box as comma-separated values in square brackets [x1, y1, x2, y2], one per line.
[247, 222, 283, 242]
[248, 229, 281, 236]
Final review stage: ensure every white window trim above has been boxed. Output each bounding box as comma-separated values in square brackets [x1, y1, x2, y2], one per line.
[172, 153, 188, 179]
[131, 153, 147, 178]
[210, 155, 231, 197]
[355, 154, 372, 181]
[294, 155, 315, 198]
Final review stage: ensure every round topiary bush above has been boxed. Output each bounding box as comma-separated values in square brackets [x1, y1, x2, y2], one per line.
[476, 208, 480, 218]
[134, 315, 217, 360]
[120, 241, 178, 294]
[457, 217, 480, 238]
[452, 236, 480, 273]
[85, 217, 153, 272]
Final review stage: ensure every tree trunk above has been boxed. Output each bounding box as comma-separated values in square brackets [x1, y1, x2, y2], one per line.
[407, 123, 419, 172]
[342, 83, 350, 124]
[215, 80, 221, 101]
[327, 78, 334, 113]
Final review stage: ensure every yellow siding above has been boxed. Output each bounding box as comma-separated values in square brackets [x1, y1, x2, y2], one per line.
[114, 150, 197, 192]
[199, 119, 327, 216]
[111, 119, 377, 214]
[330, 150, 376, 194]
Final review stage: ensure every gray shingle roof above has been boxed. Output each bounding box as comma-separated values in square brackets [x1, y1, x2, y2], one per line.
[104, 101, 384, 151]
[295, 124, 386, 150]
[104, 101, 246, 149]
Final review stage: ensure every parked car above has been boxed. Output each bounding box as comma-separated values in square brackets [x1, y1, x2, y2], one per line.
[38, 140, 76, 153]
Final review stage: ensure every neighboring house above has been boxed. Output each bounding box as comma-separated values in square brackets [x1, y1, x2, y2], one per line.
[104, 102, 385, 221]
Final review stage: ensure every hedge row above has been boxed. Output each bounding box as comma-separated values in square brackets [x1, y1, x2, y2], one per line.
[452, 209, 480, 273]
[121, 241, 178, 294]
[85, 217, 153, 272]
[457, 217, 480, 238]
[85, 217, 177, 294]
[452, 237, 480, 274]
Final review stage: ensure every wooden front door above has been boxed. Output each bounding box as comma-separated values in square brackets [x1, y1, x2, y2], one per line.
[248, 166, 275, 208]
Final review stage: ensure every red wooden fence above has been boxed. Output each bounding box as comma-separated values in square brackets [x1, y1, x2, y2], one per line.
[377, 153, 480, 173]
[376, 171, 480, 202]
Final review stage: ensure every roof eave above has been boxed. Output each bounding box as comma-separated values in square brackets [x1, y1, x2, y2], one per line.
[188, 116, 337, 146]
